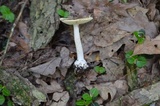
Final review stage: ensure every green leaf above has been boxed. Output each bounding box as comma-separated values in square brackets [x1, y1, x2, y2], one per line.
[133, 29, 145, 44]
[64, 11, 69, 18]
[108, 0, 114, 2]
[122, 0, 127, 3]
[127, 57, 135, 64]
[76, 99, 85, 106]
[127, 55, 137, 64]
[3, 12, 14, 22]
[94, 66, 106, 74]
[137, 37, 145, 44]
[57, 9, 69, 18]
[136, 56, 147, 68]
[0, 95, 5, 105]
[0, 5, 10, 14]
[85, 100, 92, 105]
[89, 88, 99, 98]
[7, 100, 14, 106]
[133, 31, 139, 37]
[0, 5, 15, 22]
[57, 9, 65, 17]
[125, 51, 133, 58]
[139, 29, 145, 36]
[125, 51, 139, 65]
[2, 87, 10, 96]
[82, 93, 92, 101]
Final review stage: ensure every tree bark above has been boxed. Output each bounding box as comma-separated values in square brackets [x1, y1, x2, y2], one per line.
[29, 0, 66, 50]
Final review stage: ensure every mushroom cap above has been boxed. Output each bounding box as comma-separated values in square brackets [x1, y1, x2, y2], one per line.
[60, 17, 93, 25]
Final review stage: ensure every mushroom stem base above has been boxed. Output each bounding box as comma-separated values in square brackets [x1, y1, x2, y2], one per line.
[74, 59, 88, 69]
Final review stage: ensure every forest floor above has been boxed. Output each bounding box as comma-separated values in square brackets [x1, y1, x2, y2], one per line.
[1, 0, 160, 106]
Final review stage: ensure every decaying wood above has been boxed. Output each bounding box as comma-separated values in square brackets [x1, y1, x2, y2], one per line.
[0, 68, 46, 106]
[106, 81, 160, 106]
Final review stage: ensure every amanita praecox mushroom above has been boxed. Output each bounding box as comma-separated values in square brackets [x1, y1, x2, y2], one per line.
[60, 17, 93, 69]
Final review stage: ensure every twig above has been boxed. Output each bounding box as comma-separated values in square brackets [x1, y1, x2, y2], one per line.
[0, 0, 28, 66]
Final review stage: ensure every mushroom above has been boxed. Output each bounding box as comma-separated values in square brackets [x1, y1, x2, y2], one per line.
[60, 17, 93, 69]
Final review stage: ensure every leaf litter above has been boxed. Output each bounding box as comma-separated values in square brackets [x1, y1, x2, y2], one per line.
[1, 0, 160, 105]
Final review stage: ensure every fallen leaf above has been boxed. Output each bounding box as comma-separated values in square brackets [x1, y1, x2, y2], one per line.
[87, 83, 117, 101]
[18, 22, 30, 52]
[11, 29, 30, 53]
[86, 69, 98, 82]
[85, 51, 100, 62]
[94, 23, 130, 47]
[52, 91, 69, 102]
[117, 11, 158, 38]
[51, 91, 69, 106]
[110, 3, 137, 17]
[60, 47, 74, 68]
[127, 6, 148, 18]
[147, 3, 156, 20]
[133, 35, 160, 55]
[18, 22, 30, 42]
[36, 79, 63, 94]
[102, 57, 124, 80]
[29, 57, 61, 76]
[114, 80, 128, 96]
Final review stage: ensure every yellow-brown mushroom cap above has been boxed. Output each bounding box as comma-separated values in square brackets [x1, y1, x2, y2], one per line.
[60, 17, 93, 25]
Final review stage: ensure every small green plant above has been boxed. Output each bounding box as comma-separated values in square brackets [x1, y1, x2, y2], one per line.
[125, 50, 147, 68]
[0, 5, 15, 22]
[108, 0, 114, 2]
[0, 84, 13, 106]
[57, 9, 69, 18]
[76, 88, 99, 106]
[94, 66, 106, 74]
[133, 29, 145, 44]
[121, 0, 127, 3]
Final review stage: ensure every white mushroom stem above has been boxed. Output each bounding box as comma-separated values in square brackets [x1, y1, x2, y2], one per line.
[73, 24, 88, 69]
[59, 17, 93, 69]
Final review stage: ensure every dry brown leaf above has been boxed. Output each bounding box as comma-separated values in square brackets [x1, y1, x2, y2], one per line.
[18, 22, 30, 40]
[114, 80, 128, 96]
[114, 80, 128, 91]
[87, 83, 117, 101]
[52, 91, 69, 102]
[29, 57, 61, 76]
[133, 35, 160, 55]
[102, 57, 124, 80]
[94, 23, 130, 47]
[59, 47, 74, 77]
[147, 3, 156, 20]
[109, 3, 137, 17]
[86, 69, 98, 82]
[51, 91, 69, 106]
[11, 29, 30, 53]
[117, 11, 158, 38]
[127, 6, 148, 18]
[96, 74, 117, 83]
[36, 79, 63, 94]
[60, 47, 74, 68]
[17, 22, 30, 52]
